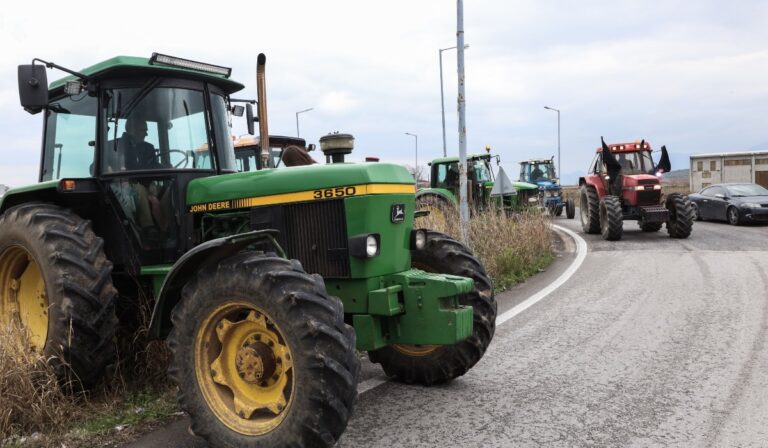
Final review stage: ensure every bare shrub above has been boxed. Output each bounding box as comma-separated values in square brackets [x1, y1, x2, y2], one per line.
[0, 323, 80, 440]
[416, 207, 553, 291]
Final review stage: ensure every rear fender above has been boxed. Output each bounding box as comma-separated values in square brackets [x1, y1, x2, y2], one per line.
[580, 175, 606, 198]
[147, 230, 285, 339]
[415, 188, 457, 206]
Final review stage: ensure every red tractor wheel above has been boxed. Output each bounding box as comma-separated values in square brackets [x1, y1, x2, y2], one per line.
[666, 193, 694, 238]
[599, 196, 623, 241]
[579, 186, 600, 234]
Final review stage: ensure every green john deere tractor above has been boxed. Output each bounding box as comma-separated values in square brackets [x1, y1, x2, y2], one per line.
[1, 54, 496, 447]
[417, 150, 539, 216]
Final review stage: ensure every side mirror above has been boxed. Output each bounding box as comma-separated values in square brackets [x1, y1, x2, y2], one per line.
[231, 105, 244, 117]
[18, 64, 48, 114]
[245, 103, 259, 135]
[714, 193, 725, 199]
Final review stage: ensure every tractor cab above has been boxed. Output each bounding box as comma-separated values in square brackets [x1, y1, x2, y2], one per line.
[586, 140, 664, 204]
[428, 154, 495, 210]
[17, 54, 244, 265]
[519, 158, 556, 184]
[231, 134, 316, 171]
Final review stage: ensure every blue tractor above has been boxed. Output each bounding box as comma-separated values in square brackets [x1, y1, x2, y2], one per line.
[519, 158, 575, 218]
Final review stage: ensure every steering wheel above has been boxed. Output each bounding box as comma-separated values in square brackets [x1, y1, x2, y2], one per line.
[167, 150, 190, 169]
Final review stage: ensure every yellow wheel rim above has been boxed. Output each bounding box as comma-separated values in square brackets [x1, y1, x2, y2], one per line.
[392, 344, 440, 357]
[0, 246, 49, 350]
[195, 301, 294, 436]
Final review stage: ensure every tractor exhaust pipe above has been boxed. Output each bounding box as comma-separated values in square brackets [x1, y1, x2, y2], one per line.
[256, 53, 270, 168]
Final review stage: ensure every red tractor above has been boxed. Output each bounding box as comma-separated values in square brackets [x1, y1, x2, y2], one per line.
[579, 137, 693, 241]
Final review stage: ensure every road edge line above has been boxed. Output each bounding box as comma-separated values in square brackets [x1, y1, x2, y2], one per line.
[358, 224, 588, 395]
[495, 224, 588, 326]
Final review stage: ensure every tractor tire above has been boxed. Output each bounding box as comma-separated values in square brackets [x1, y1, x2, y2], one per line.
[599, 196, 624, 241]
[554, 204, 564, 216]
[565, 198, 576, 219]
[0, 202, 117, 390]
[168, 253, 359, 448]
[666, 193, 694, 238]
[638, 221, 663, 232]
[368, 230, 496, 386]
[580, 185, 600, 234]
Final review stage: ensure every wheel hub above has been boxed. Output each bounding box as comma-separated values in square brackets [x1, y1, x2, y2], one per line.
[235, 342, 276, 384]
[196, 305, 294, 435]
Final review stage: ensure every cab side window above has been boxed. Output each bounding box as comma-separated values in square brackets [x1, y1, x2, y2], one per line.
[41, 93, 98, 181]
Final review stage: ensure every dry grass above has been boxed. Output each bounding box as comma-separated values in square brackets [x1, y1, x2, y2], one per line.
[0, 323, 81, 441]
[417, 206, 554, 291]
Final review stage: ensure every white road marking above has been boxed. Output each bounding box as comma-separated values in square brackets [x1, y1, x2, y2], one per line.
[495, 224, 588, 325]
[358, 223, 588, 394]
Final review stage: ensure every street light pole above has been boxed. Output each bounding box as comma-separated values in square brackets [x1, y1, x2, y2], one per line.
[544, 106, 561, 179]
[439, 44, 469, 158]
[405, 132, 418, 180]
[295, 107, 313, 137]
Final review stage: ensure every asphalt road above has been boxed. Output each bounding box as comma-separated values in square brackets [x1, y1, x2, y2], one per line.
[126, 214, 768, 447]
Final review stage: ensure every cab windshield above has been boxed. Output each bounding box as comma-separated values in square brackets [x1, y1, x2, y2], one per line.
[524, 162, 555, 182]
[614, 150, 654, 174]
[471, 159, 492, 182]
[101, 83, 235, 174]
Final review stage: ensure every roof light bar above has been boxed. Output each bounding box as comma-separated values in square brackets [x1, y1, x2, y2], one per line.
[149, 53, 231, 78]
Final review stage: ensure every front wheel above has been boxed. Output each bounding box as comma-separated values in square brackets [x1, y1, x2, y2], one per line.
[599, 196, 623, 241]
[368, 231, 496, 386]
[168, 253, 359, 448]
[666, 193, 694, 238]
[727, 206, 741, 226]
[565, 198, 575, 219]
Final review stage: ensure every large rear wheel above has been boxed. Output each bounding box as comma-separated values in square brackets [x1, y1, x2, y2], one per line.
[168, 253, 359, 448]
[580, 185, 600, 234]
[0, 203, 116, 389]
[368, 231, 496, 385]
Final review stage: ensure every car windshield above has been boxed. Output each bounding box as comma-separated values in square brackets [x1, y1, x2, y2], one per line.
[727, 184, 768, 197]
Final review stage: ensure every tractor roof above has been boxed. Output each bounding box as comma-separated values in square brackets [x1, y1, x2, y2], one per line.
[595, 141, 653, 153]
[521, 158, 553, 164]
[233, 135, 307, 149]
[430, 153, 489, 164]
[49, 55, 245, 95]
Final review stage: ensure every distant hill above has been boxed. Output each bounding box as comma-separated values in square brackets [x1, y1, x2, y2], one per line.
[662, 169, 689, 184]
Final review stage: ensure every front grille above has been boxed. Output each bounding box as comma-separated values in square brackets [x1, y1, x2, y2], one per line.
[638, 179, 658, 185]
[282, 200, 350, 278]
[637, 190, 661, 206]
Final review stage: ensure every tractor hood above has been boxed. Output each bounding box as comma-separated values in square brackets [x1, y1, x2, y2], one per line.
[187, 163, 415, 212]
[536, 180, 561, 190]
[513, 181, 539, 191]
[621, 174, 660, 187]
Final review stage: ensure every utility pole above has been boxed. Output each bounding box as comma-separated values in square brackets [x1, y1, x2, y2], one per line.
[457, 0, 469, 243]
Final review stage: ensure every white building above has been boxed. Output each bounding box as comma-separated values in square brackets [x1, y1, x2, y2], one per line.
[689, 151, 768, 192]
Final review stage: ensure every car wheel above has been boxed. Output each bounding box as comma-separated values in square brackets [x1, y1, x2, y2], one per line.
[691, 202, 702, 221]
[727, 206, 741, 226]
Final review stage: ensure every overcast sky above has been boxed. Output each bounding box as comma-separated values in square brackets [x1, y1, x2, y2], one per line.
[1, 0, 767, 187]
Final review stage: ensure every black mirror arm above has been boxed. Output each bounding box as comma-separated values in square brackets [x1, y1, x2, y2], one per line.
[32, 58, 88, 81]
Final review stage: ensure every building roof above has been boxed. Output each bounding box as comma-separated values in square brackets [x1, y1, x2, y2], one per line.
[690, 150, 768, 159]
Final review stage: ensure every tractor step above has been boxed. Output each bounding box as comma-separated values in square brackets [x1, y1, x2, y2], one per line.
[639, 205, 669, 223]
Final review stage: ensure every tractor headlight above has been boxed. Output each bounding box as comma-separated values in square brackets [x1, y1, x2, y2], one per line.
[411, 229, 427, 250]
[366, 235, 379, 257]
[350, 233, 380, 258]
[547, 190, 559, 197]
[528, 196, 539, 203]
